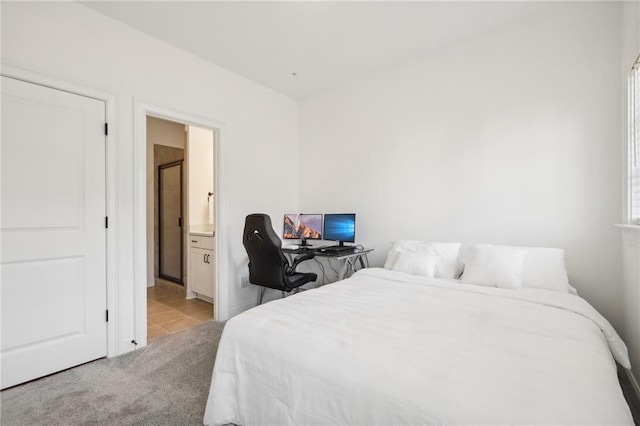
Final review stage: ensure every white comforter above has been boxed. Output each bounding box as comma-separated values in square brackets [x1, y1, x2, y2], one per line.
[204, 268, 633, 425]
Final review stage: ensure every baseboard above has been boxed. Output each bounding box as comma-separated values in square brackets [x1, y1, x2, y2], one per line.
[196, 294, 213, 304]
[228, 299, 256, 318]
[227, 286, 317, 318]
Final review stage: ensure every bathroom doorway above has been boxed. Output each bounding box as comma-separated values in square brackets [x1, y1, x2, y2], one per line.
[145, 115, 216, 342]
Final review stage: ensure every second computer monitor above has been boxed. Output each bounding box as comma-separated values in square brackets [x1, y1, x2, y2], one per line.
[323, 213, 356, 246]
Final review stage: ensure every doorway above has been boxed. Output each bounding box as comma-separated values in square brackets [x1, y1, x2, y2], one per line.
[145, 115, 217, 342]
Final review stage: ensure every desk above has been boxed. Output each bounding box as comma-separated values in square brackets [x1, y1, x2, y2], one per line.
[282, 247, 373, 282]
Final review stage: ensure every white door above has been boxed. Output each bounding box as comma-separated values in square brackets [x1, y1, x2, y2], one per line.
[1, 76, 107, 389]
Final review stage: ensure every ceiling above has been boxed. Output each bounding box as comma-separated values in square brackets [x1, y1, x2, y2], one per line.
[81, 1, 559, 100]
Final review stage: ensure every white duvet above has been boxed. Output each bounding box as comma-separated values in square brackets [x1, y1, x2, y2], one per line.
[204, 268, 633, 425]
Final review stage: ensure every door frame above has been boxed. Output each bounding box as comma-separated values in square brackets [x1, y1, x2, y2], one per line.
[1, 64, 119, 357]
[134, 100, 227, 346]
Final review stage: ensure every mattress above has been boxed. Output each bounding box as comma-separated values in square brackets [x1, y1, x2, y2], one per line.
[204, 267, 632, 425]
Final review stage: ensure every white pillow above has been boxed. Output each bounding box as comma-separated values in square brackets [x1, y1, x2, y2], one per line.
[459, 244, 528, 289]
[458, 243, 571, 293]
[521, 247, 571, 293]
[384, 240, 462, 279]
[391, 251, 440, 278]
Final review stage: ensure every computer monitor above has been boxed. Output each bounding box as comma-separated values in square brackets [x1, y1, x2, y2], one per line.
[323, 213, 356, 246]
[283, 214, 323, 246]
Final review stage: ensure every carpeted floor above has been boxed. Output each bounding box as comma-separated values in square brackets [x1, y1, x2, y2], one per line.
[0, 320, 225, 426]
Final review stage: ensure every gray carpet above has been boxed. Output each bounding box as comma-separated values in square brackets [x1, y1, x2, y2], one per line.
[0, 320, 225, 426]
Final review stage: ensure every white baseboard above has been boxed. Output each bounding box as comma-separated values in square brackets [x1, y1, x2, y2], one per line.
[228, 287, 306, 317]
[228, 299, 257, 318]
[196, 294, 213, 304]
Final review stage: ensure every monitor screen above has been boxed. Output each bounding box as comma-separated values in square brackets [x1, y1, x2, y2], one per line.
[323, 213, 356, 244]
[283, 214, 322, 240]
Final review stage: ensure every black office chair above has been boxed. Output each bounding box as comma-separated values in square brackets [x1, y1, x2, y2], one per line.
[243, 214, 318, 304]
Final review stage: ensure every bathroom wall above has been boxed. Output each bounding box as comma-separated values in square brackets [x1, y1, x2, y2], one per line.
[187, 126, 215, 228]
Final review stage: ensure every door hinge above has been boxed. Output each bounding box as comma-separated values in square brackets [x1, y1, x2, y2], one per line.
[104, 123, 108, 136]
[178, 217, 182, 227]
[105, 216, 109, 229]
[106, 310, 109, 322]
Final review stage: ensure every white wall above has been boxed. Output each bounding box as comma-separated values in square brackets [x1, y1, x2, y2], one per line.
[146, 116, 186, 287]
[1, 2, 299, 354]
[187, 126, 215, 227]
[300, 3, 625, 330]
[621, 1, 640, 377]
[621, 229, 640, 374]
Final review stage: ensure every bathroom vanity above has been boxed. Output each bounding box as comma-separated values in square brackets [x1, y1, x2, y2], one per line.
[188, 226, 214, 300]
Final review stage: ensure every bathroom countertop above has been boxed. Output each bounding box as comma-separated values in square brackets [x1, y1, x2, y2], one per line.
[190, 231, 214, 237]
[189, 224, 214, 237]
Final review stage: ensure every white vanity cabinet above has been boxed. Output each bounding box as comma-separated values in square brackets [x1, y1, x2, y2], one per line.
[188, 234, 214, 299]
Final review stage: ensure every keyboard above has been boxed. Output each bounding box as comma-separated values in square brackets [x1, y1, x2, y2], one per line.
[318, 245, 356, 254]
[282, 245, 313, 252]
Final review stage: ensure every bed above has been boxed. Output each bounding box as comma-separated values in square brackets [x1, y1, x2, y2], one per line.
[204, 242, 633, 425]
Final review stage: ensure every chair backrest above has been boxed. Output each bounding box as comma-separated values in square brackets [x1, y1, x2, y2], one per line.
[243, 214, 290, 290]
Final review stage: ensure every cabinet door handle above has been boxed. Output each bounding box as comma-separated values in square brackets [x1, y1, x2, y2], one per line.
[191, 239, 198, 243]
[203, 254, 207, 263]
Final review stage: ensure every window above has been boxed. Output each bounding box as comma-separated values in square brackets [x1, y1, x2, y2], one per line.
[628, 56, 640, 224]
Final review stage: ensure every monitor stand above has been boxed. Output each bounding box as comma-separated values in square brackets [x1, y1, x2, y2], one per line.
[298, 237, 313, 248]
[324, 241, 351, 250]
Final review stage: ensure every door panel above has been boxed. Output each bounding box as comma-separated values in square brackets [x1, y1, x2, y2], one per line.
[1, 76, 107, 389]
[2, 257, 84, 350]
[2, 95, 83, 230]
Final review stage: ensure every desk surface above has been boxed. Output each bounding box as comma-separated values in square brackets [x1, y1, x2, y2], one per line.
[282, 246, 373, 258]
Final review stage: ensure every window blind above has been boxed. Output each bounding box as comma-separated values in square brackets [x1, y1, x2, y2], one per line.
[630, 60, 640, 224]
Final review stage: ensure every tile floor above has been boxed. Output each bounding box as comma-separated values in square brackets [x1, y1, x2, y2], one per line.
[147, 286, 214, 342]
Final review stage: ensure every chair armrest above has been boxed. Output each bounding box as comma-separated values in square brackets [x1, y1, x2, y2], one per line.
[289, 252, 315, 272]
